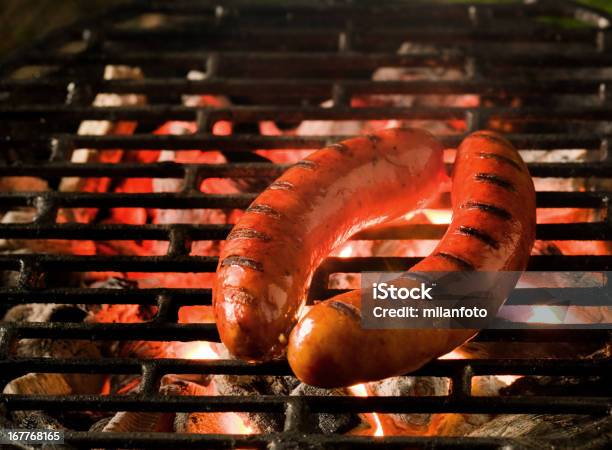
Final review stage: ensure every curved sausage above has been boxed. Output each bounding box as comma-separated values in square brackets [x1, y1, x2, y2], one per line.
[287, 131, 536, 387]
[214, 128, 446, 360]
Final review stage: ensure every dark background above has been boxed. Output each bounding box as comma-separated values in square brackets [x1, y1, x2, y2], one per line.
[1, 0, 612, 58]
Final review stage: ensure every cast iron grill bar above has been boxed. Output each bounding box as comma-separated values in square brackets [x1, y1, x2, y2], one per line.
[0, 221, 610, 241]
[2, 394, 610, 415]
[97, 27, 601, 46]
[3, 161, 612, 178]
[18, 50, 612, 73]
[0, 254, 611, 272]
[2, 357, 610, 378]
[7, 105, 612, 122]
[0, 191, 605, 209]
[0, 286, 608, 307]
[1, 323, 609, 342]
[1, 133, 608, 151]
[142, 1, 563, 16]
[7, 78, 612, 96]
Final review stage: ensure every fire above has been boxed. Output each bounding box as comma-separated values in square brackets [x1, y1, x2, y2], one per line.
[218, 412, 254, 435]
[338, 244, 354, 258]
[422, 209, 452, 225]
[404, 209, 452, 224]
[439, 349, 521, 387]
[348, 384, 384, 437]
[439, 349, 465, 359]
[179, 341, 254, 435]
[182, 341, 219, 360]
[495, 375, 521, 386]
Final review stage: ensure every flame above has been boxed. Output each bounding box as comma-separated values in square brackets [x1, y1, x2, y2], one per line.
[439, 349, 465, 359]
[422, 209, 452, 224]
[440, 350, 521, 387]
[495, 375, 521, 385]
[338, 244, 354, 258]
[226, 413, 254, 435]
[348, 384, 384, 437]
[182, 341, 220, 360]
[404, 209, 452, 224]
[180, 342, 254, 434]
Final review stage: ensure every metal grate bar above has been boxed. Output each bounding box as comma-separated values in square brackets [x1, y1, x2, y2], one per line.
[1, 394, 609, 415]
[6, 105, 612, 122]
[15, 50, 612, 71]
[6, 78, 612, 96]
[1, 162, 612, 179]
[0, 221, 609, 241]
[2, 133, 606, 152]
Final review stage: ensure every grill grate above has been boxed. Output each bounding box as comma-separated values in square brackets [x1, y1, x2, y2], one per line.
[1, 0, 612, 448]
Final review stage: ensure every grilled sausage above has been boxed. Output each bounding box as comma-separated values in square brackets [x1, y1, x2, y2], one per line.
[287, 131, 536, 387]
[214, 128, 446, 360]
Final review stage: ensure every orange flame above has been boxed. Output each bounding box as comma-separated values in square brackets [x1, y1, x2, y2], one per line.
[181, 341, 254, 435]
[182, 341, 220, 360]
[348, 384, 384, 437]
[404, 209, 452, 224]
[439, 349, 521, 388]
[439, 349, 465, 359]
[338, 244, 355, 258]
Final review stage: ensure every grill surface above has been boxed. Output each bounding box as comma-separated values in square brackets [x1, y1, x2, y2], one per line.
[1, 0, 612, 448]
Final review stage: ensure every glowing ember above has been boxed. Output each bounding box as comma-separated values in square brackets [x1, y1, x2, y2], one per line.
[222, 413, 254, 435]
[178, 342, 254, 435]
[348, 384, 384, 437]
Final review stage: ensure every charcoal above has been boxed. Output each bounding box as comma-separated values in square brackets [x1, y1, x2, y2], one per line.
[0, 177, 48, 193]
[0, 249, 81, 290]
[98, 410, 169, 433]
[468, 414, 612, 448]
[501, 375, 611, 398]
[85, 277, 157, 358]
[89, 417, 112, 432]
[15, 411, 73, 450]
[4, 303, 105, 395]
[366, 376, 449, 433]
[3, 373, 72, 431]
[0, 210, 89, 255]
[431, 376, 510, 436]
[171, 377, 255, 434]
[213, 374, 299, 432]
[290, 383, 360, 434]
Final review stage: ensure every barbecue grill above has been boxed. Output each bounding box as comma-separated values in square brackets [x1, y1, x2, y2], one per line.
[0, 0, 611, 448]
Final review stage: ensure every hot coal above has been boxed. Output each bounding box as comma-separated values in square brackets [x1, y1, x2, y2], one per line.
[213, 374, 299, 432]
[3, 303, 106, 398]
[469, 414, 612, 447]
[290, 383, 361, 435]
[367, 376, 449, 433]
[501, 375, 611, 398]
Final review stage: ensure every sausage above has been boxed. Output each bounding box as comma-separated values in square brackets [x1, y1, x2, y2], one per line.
[287, 131, 536, 387]
[214, 128, 446, 360]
